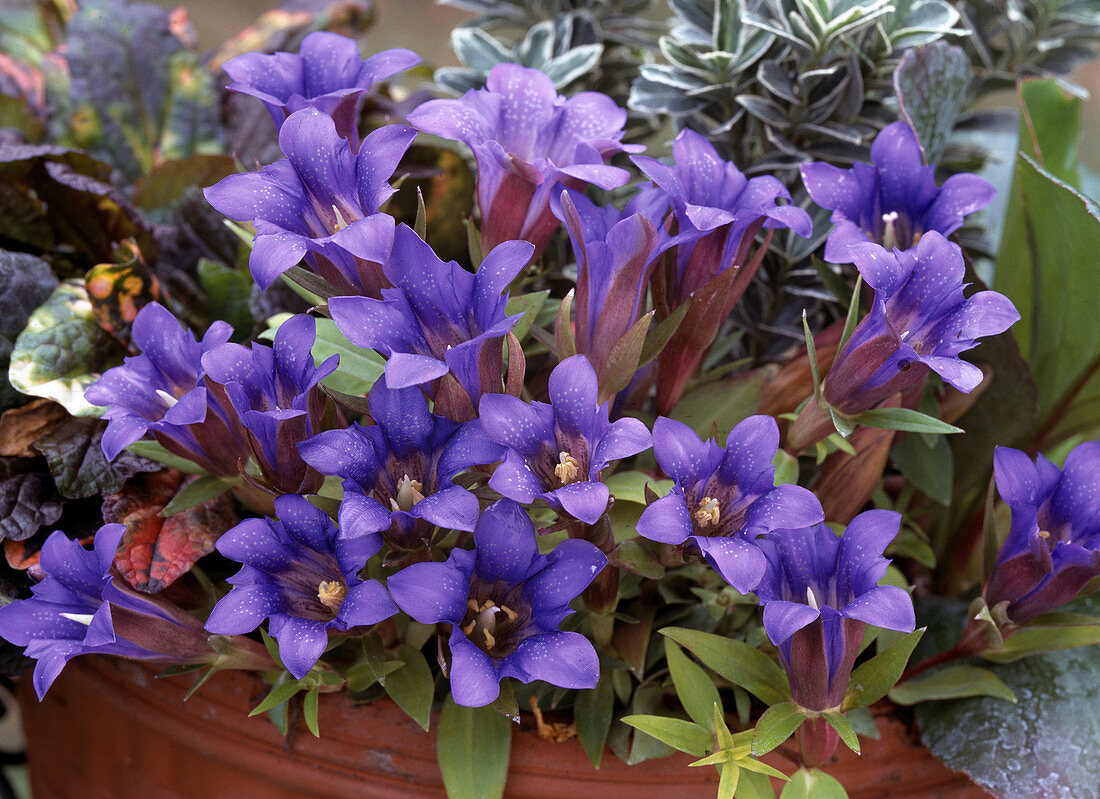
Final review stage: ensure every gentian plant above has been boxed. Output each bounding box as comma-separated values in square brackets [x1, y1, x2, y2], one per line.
[2, 2, 1100, 799]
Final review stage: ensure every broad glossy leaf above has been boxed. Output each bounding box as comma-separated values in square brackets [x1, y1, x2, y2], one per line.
[893, 41, 969, 164]
[670, 370, 769, 439]
[779, 768, 848, 799]
[1016, 79, 1081, 188]
[0, 251, 58, 411]
[917, 644, 1100, 799]
[33, 415, 158, 499]
[890, 430, 952, 505]
[0, 458, 62, 542]
[9, 280, 121, 416]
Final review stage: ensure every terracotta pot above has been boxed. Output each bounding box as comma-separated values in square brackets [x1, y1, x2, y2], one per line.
[18, 656, 989, 799]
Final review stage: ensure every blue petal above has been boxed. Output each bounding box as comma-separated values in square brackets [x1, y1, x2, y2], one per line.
[448, 633, 501, 707]
[694, 535, 768, 593]
[472, 500, 539, 584]
[269, 615, 329, 679]
[635, 492, 693, 545]
[761, 600, 821, 648]
[338, 580, 398, 628]
[503, 631, 599, 689]
[388, 560, 469, 624]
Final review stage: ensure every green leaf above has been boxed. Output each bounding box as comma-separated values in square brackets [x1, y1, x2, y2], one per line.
[916, 644, 1100, 799]
[0, 251, 58, 412]
[750, 701, 805, 756]
[9, 280, 119, 416]
[736, 769, 778, 799]
[1017, 79, 1081, 188]
[893, 41, 970, 164]
[822, 712, 860, 754]
[384, 645, 434, 731]
[505, 290, 549, 343]
[669, 370, 769, 440]
[850, 407, 962, 435]
[802, 310, 820, 397]
[160, 475, 235, 517]
[603, 471, 673, 505]
[344, 659, 403, 692]
[889, 664, 1016, 705]
[890, 429, 953, 505]
[554, 289, 576, 359]
[249, 678, 305, 716]
[772, 449, 799, 486]
[639, 297, 691, 366]
[133, 155, 236, 212]
[574, 672, 615, 768]
[843, 628, 924, 710]
[836, 275, 862, 353]
[665, 640, 722, 732]
[302, 688, 320, 737]
[197, 258, 254, 333]
[660, 628, 789, 706]
[620, 715, 712, 757]
[980, 623, 1100, 664]
[779, 768, 848, 799]
[125, 439, 209, 475]
[600, 311, 654, 399]
[265, 314, 384, 397]
[994, 153, 1100, 441]
[607, 539, 665, 579]
[437, 698, 512, 799]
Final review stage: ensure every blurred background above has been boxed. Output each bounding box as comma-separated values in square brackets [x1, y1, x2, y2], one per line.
[156, 0, 1100, 172]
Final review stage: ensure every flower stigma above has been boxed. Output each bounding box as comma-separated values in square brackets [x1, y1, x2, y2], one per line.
[881, 211, 900, 250]
[554, 452, 582, 485]
[317, 580, 347, 613]
[462, 598, 518, 652]
[330, 204, 352, 232]
[390, 474, 426, 512]
[693, 496, 721, 529]
[806, 586, 821, 611]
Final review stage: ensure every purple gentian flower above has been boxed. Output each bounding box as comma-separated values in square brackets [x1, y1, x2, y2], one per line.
[636, 415, 823, 593]
[755, 511, 915, 711]
[204, 108, 415, 296]
[223, 31, 419, 146]
[984, 442, 1100, 625]
[328, 224, 534, 418]
[819, 232, 1020, 416]
[200, 314, 337, 495]
[478, 355, 652, 524]
[801, 121, 995, 263]
[629, 128, 813, 413]
[387, 499, 605, 707]
[298, 380, 504, 550]
[0, 525, 229, 699]
[85, 302, 251, 478]
[205, 494, 397, 679]
[407, 63, 641, 256]
[554, 189, 659, 394]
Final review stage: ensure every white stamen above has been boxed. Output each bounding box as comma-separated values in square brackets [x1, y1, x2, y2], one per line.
[60, 612, 95, 626]
[156, 389, 179, 408]
[393, 474, 425, 512]
[806, 586, 821, 611]
[331, 204, 351, 232]
[554, 452, 581, 485]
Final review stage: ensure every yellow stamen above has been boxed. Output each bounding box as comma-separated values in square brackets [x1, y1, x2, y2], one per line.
[317, 580, 347, 613]
[483, 628, 496, 650]
[1038, 529, 1051, 539]
[500, 604, 518, 622]
[554, 452, 581, 485]
[693, 497, 721, 529]
[462, 619, 477, 635]
[468, 599, 481, 612]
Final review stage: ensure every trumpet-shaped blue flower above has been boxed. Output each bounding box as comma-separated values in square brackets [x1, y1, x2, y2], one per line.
[636, 415, 823, 593]
[85, 302, 251, 478]
[204, 108, 415, 296]
[554, 189, 659, 391]
[387, 500, 605, 707]
[985, 442, 1100, 624]
[328, 224, 533, 413]
[0, 525, 226, 699]
[629, 128, 812, 413]
[801, 121, 994, 263]
[821, 232, 1020, 415]
[201, 314, 336, 495]
[755, 512, 915, 711]
[205, 494, 397, 679]
[223, 31, 419, 145]
[407, 63, 640, 256]
[299, 381, 503, 550]
[478, 356, 652, 524]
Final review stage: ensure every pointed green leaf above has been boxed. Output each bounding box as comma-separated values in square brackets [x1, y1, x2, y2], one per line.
[505, 290, 549, 343]
[437, 698, 512, 799]
[780, 768, 848, 799]
[639, 298, 692, 366]
[889, 664, 1016, 705]
[249, 678, 305, 716]
[850, 407, 962, 435]
[302, 688, 320, 737]
[666, 640, 722, 732]
[843, 628, 924, 710]
[661, 628, 789, 706]
[554, 289, 576, 359]
[822, 711, 860, 754]
[160, 475, 235, 517]
[620, 715, 713, 757]
[384, 645, 434, 731]
[751, 701, 805, 756]
[574, 672, 615, 768]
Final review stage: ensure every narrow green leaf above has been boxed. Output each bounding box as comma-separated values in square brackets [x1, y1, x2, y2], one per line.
[843, 628, 925, 710]
[822, 711, 860, 754]
[889, 664, 1016, 705]
[750, 701, 805, 756]
[851, 407, 963, 435]
[981, 624, 1100, 663]
[554, 289, 576, 359]
[160, 475, 234, 517]
[125, 439, 209, 475]
[639, 298, 692, 366]
[302, 688, 320, 737]
[414, 187, 427, 239]
[600, 311, 654, 398]
[620, 715, 713, 757]
[607, 539, 665, 579]
[487, 678, 519, 724]
[574, 673, 615, 768]
[505, 290, 549, 343]
[437, 698, 512, 799]
[345, 659, 403, 692]
[773, 449, 799, 486]
[779, 768, 849, 799]
[716, 760, 739, 799]
[736, 769, 778, 799]
[384, 645, 434, 731]
[465, 218, 484, 267]
[249, 679, 305, 716]
[802, 310, 820, 397]
[666, 640, 722, 732]
[661, 628, 789, 706]
[836, 275, 862, 353]
[282, 265, 337, 300]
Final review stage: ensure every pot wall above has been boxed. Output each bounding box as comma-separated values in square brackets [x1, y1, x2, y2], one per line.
[18, 656, 989, 799]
